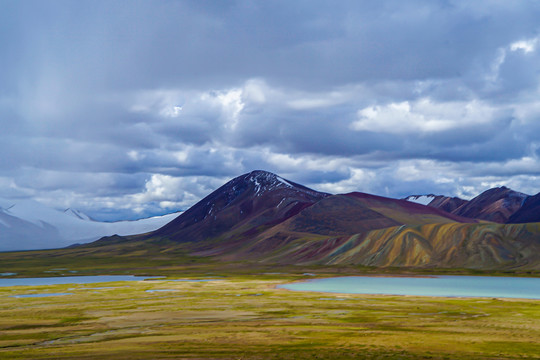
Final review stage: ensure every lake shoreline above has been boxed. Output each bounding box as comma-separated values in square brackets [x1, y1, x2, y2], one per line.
[276, 274, 540, 300]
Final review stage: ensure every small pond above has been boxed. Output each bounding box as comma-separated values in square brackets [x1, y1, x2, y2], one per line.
[277, 275, 540, 299]
[0, 275, 158, 287]
[11, 293, 73, 298]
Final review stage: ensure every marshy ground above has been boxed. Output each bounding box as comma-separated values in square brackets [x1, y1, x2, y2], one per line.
[0, 247, 538, 359]
[0, 268, 539, 359]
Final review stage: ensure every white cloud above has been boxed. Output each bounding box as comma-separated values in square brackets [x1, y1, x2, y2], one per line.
[351, 98, 497, 134]
[214, 88, 245, 130]
[127, 174, 221, 214]
[287, 89, 354, 110]
[315, 168, 375, 195]
[264, 151, 353, 174]
[484, 35, 540, 89]
[128, 89, 185, 118]
[510, 38, 539, 53]
[242, 78, 270, 104]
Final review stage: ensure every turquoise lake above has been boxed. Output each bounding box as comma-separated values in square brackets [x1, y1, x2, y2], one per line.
[278, 275, 540, 299]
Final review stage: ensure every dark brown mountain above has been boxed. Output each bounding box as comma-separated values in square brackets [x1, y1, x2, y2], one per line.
[451, 186, 527, 223]
[151, 170, 329, 244]
[507, 192, 540, 223]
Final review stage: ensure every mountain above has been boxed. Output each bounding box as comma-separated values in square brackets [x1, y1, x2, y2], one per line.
[134, 172, 538, 269]
[151, 170, 329, 245]
[208, 191, 480, 263]
[404, 195, 468, 213]
[427, 195, 469, 213]
[128, 172, 480, 261]
[0, 199, 180, 251]
[270, 192, 475, 237]
[451, 187, 527, 223]
[508, 192, 540, 223]
[33, 171, 540, 270]
[405, 187, 529, 223]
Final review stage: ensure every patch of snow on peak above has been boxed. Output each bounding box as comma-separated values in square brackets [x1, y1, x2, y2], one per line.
[404, 195, 436, 206]
[276, 176, 293, 188]
[247, 171, 291, 196]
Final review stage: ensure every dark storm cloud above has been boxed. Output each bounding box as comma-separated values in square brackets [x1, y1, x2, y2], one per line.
[2, 0, 540, 219]
[3, 0, 537, 92]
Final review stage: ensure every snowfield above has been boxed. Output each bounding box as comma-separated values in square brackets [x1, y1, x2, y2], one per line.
[0, 199, 180, 251]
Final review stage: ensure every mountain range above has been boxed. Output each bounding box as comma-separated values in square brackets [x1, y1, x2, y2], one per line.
[91, 170, 540, 270]
[404, 186, 529, 223]
[0, 198, 179, 251]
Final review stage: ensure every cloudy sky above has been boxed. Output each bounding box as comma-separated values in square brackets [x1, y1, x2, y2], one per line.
[2, 0, 540, 220]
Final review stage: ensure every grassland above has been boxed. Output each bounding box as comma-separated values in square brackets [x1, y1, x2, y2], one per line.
[0, 261, 539, 359]
[1, 245, 539, 359]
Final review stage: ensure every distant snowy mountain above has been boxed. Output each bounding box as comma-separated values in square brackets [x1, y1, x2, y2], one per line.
[403, 195, 437, 206]
[405, 188, 529, 223]
[64, 208, 93, 221]
[0, 199, 180, 251]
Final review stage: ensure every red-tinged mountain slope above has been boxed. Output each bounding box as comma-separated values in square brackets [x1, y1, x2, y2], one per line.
[451, 187, 527, 223]
[276, 192, 476, 237]
[426, 195, 468, 213]
[508, 192, 540, 223]
[211, 191, 479, 260]
[150, 170, 329, 244]
[255, 222, 540, 269]
[344, 192, 474, 224]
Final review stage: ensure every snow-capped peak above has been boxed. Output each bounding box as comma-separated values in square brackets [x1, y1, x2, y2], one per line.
[404, 194, 437, 206]
[64, 208, 93, 221]
[246, 171, 294, 196]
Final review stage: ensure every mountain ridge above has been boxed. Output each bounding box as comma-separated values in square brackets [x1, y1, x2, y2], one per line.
[404, 187, 531, 224]
[136, 171, 539, 269]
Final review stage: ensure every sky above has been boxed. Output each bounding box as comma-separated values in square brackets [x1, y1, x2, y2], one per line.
[2, 0, 540, 221]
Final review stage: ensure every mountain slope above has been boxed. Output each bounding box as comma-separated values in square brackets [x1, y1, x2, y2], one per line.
[278, 192, 475, 236]
[208, 191, 480, 262]
[0, 199, 180, 251]
[255, 222, 540, 269]
[508, 192, 540, 223]
[451, 187, 527, 223]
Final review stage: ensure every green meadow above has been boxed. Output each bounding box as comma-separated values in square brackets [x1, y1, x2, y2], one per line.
[0, 249, 539, 359]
